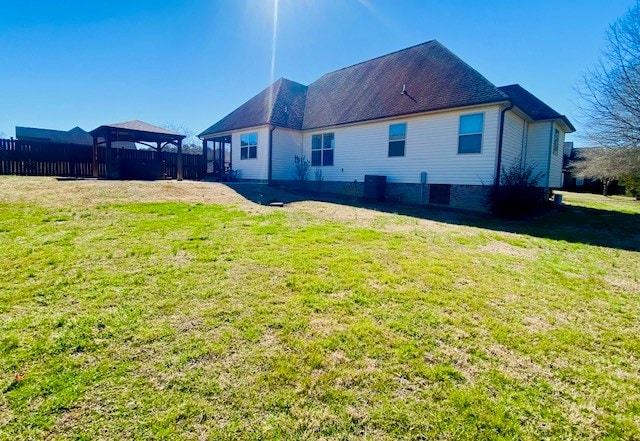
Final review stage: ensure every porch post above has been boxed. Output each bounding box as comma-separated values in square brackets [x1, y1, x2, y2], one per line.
[202, 139, 207, 178]
[157, 142, 163, 179]
[177, 139, 183, 181]
[105, 134, 112, 178]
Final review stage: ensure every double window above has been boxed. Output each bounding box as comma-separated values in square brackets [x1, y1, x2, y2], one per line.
[240, 132, 257, 160]
[458, 113, 484, 154]
[311, 132, 334, 166]
[388, 123, 406, 157]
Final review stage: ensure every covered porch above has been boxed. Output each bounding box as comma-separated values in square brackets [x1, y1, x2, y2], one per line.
[202, 135, 234, 181]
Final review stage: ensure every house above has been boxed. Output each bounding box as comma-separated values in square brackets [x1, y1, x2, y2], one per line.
[199, 40, 575, 211]
[16, 126, 93, 145]
[15, 126, 137, 150]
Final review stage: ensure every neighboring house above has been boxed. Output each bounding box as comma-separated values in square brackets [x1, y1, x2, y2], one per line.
[15, 126, 137, 150]
[199, 40, 575, 210]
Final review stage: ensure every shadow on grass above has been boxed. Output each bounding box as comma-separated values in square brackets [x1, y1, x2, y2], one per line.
[224, 182, 640, 252]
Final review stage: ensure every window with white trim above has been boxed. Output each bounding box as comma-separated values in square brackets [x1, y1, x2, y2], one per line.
[458, 113, 484, 154]
[388, 123, 406, 157]
[311, 133, 334, 166]
[240, 132, 257, 160]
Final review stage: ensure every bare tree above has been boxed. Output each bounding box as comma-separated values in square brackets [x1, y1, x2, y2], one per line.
[571, 147, 640, 195]
[160, 124, 202, 155]
[577, 2, 640, 147]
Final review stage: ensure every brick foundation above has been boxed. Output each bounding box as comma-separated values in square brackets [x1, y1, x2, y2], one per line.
[272, 180, 498, 212]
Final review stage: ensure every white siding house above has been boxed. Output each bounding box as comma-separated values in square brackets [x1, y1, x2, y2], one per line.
[199, 41, 574, 210]
[299, 105, 501, 186]
[501, 111, 526, 172]
[272, 127, 303, 181]
[231, 126, 271, 181]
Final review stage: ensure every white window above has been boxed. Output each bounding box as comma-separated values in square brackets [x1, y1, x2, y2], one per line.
[388, 123, 406, 157]
[458, 113, 484, 154]
[240, 132, 257, 160]
[311, 133, 334, 166]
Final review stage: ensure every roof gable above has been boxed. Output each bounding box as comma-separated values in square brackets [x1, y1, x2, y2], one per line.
[199, 78, 308, 137]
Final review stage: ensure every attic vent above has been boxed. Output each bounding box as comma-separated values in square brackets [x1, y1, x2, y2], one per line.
[284, 106, 288, 113]
[402, 84, 407, 95]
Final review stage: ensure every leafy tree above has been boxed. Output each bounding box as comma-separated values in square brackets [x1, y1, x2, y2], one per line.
[577, 2, 640, 147]
[570, 147, 640, 196]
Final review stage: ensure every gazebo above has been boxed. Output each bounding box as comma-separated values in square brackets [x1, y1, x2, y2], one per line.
[89, 120, 186, 180]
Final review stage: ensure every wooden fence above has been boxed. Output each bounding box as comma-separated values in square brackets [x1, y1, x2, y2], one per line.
[0, 138, 203, 180]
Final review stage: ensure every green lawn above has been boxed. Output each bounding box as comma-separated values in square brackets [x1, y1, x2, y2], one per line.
[1, 177, 639, 440]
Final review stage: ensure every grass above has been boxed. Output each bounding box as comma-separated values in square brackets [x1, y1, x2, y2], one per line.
[1, 176, 639, 440]
[557, 190, 640, 214]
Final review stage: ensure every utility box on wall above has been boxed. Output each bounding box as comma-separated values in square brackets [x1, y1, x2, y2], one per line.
[420, 171, 427, 184]
[363, 175, 387, 202]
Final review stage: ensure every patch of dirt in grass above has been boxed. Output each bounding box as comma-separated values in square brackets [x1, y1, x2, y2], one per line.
[522, 315, 553, 332]
[437, 343, 480, 381]
[169, 314, 205, 334]
[259, 328, 279, 348]
[479, 241, 538, 259]
[169, 249, 195, 267]
[308, 315, 347, 338]
[605, 275, 640, 294]
[487, 343, 551, 382]
[0, 400, 13, 429]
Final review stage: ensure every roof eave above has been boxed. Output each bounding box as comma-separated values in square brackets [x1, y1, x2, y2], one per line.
[90, 125, 186, 140]
[199, 123, 273, 140]
[301, 99, 510, 131]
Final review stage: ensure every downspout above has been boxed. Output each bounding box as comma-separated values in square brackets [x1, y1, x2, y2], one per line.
[495, 102, 514, 187]
[268, 125, 275, 184]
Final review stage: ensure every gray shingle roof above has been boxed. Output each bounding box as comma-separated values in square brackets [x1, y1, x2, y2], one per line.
[199, 78, 308, 137]
[302, 40, 508, 130]
[200, 41, 573, 136]
[498, 84, 575, 132]
[93, 120, 183, 136]
[15, 126, 93, 145]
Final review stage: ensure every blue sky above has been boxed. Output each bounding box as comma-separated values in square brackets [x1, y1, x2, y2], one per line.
[0, 0, 635, 146]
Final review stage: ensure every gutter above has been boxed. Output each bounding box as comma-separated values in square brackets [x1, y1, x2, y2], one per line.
[495, 102, 514, 187]
[268, 125, 275, 184]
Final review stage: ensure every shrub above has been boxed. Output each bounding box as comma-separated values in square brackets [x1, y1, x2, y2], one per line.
[294, 155, 311, 183]
[490, 158, 546, 217]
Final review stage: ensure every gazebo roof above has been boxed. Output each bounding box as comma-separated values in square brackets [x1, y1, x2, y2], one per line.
[90, 120, 186, 142]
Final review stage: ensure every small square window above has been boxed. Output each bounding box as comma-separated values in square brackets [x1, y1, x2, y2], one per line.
[240, 132, 258, 160]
